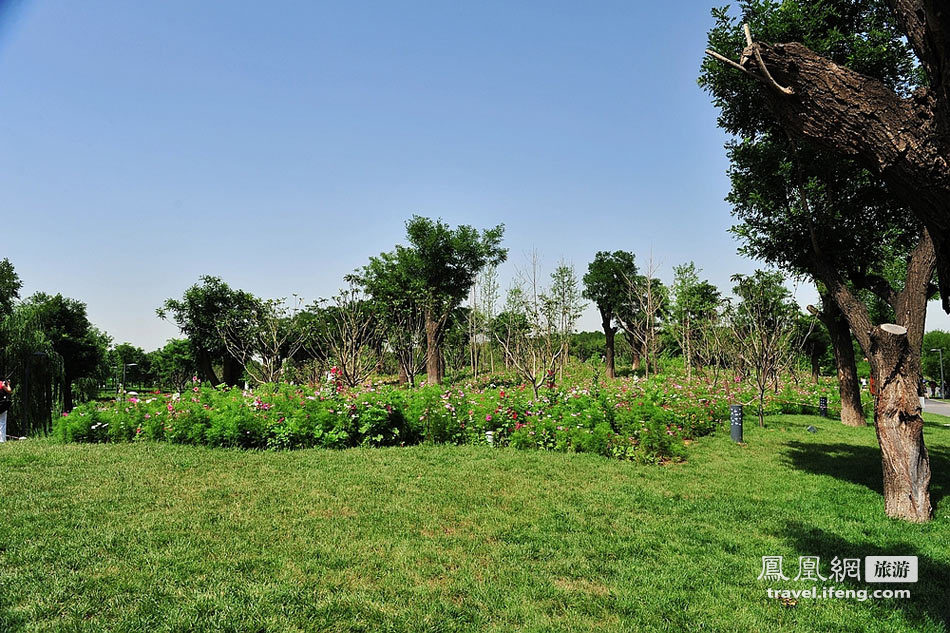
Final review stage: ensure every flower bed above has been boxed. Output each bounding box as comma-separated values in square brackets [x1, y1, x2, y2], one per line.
[55, 370, 855, 462]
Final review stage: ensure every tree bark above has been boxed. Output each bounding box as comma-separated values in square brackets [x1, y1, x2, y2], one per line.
[601, 310, 616, 379]
[742, 38, 950, 311]
[820, 297, 866, 427]
[626, 332, 640, 373]
[870, 324, 932, 522]
[425, 310, 441, 385]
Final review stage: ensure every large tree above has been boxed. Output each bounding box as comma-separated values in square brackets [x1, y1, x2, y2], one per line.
[378, 216, 506, 385]
[157, 276, 258, 386]
[582, 251, 637, 379]
[703, 1, 938, 521]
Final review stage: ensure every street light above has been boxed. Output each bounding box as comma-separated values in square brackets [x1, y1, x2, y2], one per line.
[122, 363, 138, 396]
[929, 349, 945, 399]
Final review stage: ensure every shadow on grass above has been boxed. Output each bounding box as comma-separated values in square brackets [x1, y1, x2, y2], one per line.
[782, 441, 950, 510]
[781, 521, 949, 629]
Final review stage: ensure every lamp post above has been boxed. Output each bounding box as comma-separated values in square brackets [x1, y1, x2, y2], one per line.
[930, 349, 945, 399]
[122, 363, 137, 397]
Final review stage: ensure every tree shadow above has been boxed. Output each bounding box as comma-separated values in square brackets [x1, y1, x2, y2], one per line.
[780, 521, 949, 629]
[781, 441, 950, 509]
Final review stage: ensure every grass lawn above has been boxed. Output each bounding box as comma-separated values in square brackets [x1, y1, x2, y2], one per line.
[0, 414, 948, 632]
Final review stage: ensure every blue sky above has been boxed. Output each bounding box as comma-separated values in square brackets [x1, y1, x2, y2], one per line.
[1, 0, 947, 349]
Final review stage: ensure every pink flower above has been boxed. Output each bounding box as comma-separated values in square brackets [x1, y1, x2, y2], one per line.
[485, 414, 492, 422]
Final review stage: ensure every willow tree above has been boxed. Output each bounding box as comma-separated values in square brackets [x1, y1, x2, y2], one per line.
[0, 306, 64, 436]
[702, 1, 937, 521]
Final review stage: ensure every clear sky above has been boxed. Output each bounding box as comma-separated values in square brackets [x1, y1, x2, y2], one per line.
[1, 0, 948, 350]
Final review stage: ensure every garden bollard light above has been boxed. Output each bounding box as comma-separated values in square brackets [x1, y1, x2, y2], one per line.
[819, 397, 828, 418]
[730, 405, 743, 443]
[485, 430, 494, 445]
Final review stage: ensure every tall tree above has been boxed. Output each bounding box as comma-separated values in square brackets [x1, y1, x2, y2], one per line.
[583, 251, 637, 378]
[390, 216, 506, 385]
[724, 137, 912, 427]
[808, 298, 866, 426]
[157, 276, 257, 386]
[702, 1, 937, 521]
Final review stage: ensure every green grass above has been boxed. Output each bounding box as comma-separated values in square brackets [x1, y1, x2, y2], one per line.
[0, 414, 948, 632]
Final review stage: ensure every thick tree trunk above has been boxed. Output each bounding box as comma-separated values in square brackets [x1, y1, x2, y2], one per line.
[197, 349, 220, 385]
[425, 310, 441, 385]
[870, 325, 932, 522]
[602, 311, 616, 379]
[221, 356, 241, 387]
[820, 297, 866, 427]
